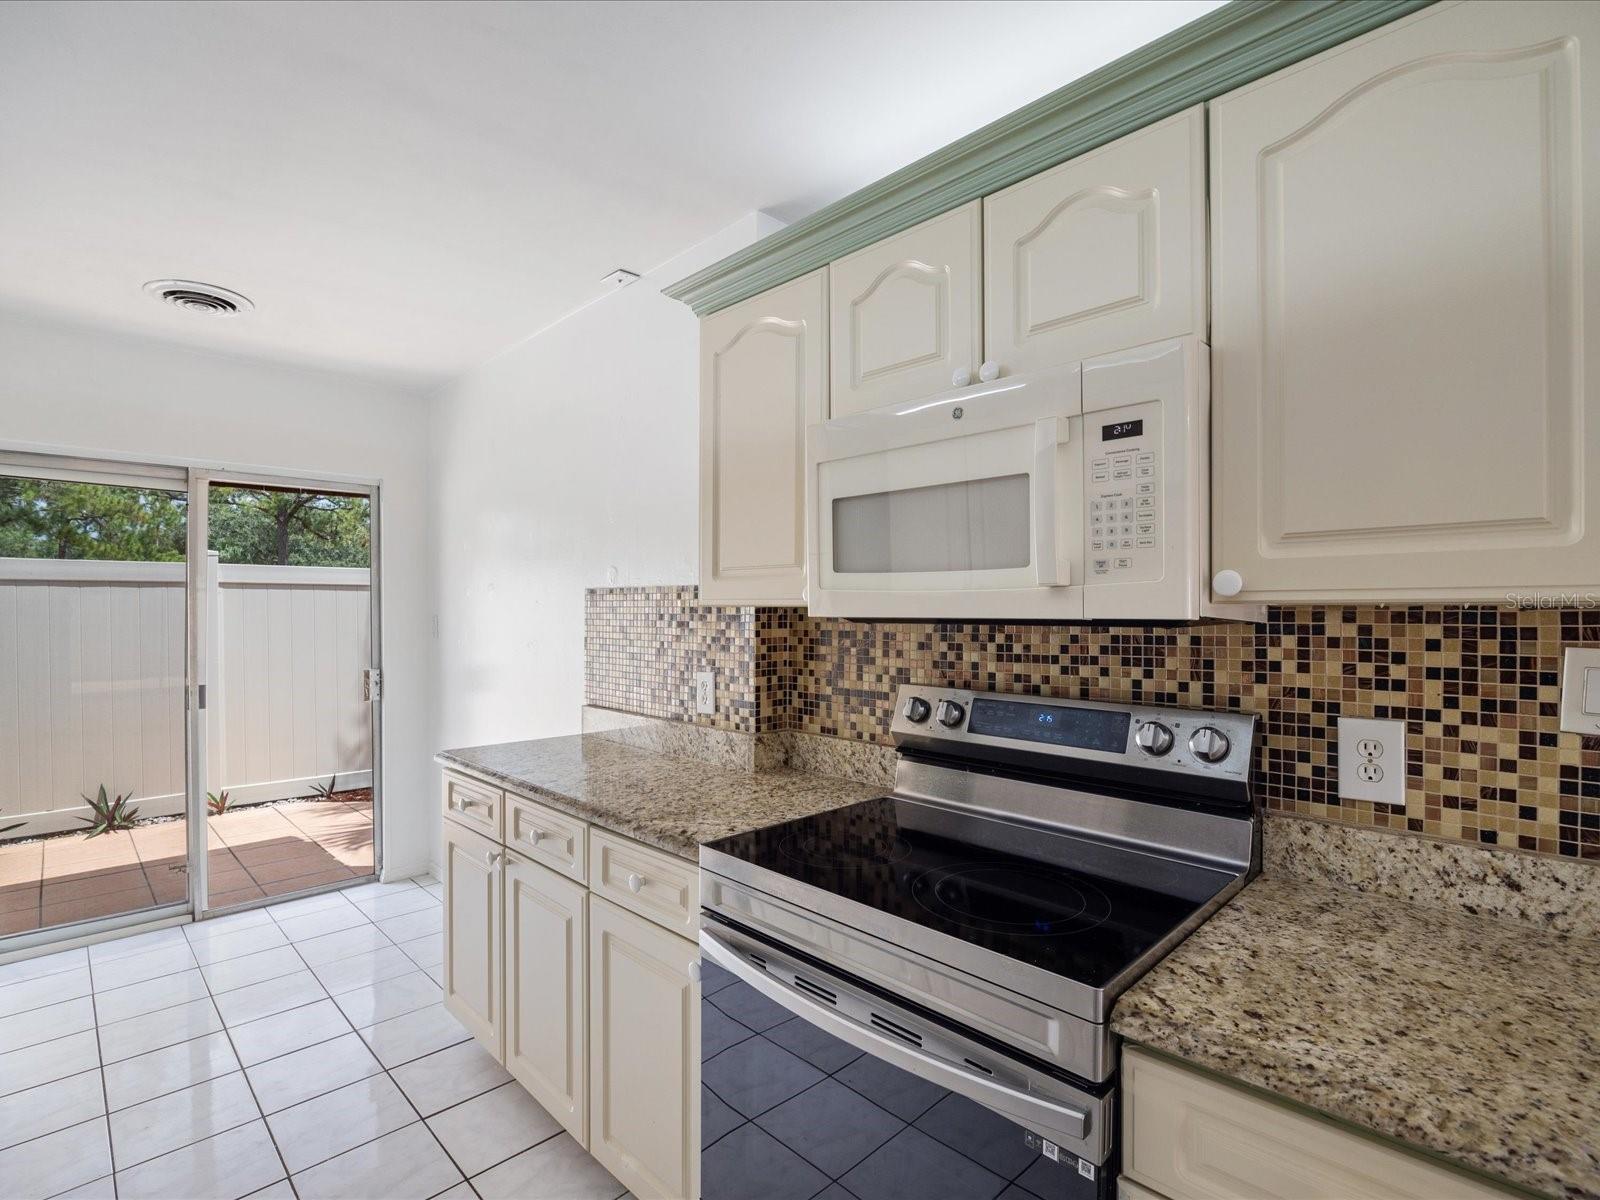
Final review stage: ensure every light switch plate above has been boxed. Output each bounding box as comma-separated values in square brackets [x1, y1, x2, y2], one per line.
[1337, 717, 1406, 807]
[693, 671, 715, 716]
[1559, 647, 1600, 734]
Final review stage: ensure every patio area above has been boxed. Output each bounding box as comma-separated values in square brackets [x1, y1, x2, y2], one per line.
[0, 792, 374, 935]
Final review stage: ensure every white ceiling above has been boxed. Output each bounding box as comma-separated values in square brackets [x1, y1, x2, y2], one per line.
[0, 0, 1224, 390]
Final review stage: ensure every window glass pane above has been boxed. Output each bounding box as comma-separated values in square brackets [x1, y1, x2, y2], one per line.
[833, 474, 1030, 574]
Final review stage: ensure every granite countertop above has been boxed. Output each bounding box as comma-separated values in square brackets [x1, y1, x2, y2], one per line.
[435, 734, 882, 860]
[1113, 874, 1600, 1200]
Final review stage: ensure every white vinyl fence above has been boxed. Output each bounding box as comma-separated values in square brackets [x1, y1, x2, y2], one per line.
[0, 554, 372, 837]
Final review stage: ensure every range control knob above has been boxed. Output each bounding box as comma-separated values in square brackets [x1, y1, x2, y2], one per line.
[902, 696, 932, 724]
[1188, 726, 1231, 763]
[1134, 721, 1174, 756]
[936, 700, 966, 728]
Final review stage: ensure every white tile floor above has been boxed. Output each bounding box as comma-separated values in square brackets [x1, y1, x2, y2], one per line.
[0, 877, 631, 1200]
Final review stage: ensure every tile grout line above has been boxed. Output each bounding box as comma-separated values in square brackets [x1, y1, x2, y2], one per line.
[81, 934, 118, 1200]
[2, 881, 444, 1196]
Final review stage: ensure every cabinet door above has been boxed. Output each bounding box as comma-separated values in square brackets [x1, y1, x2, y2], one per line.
[588, 895, 699, 1200]
[442, 820, 502, 1057]
[1122, 1048, 1517, 1200]
[829, 201, 982, 417]
[1210, 1, 1600, 602]
[699, 269, 827, 605]
[984, 106, 1204, 377]
[504, 853, 587, 1146]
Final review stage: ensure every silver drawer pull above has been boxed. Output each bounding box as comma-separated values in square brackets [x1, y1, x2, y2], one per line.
[452, 796, 485, 811]
[626, 872, 645, 894]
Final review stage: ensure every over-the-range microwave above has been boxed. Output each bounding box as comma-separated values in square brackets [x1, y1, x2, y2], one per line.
[806, 337, 1256, 621]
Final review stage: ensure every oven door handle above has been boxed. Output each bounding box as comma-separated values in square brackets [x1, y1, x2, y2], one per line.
[699, 927, 1090, 1145]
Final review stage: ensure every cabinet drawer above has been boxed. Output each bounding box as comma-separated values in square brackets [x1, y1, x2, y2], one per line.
[588, 829, 698, 938]
[441, 771, 502, 841]
[1122, 1048, 1516, 1200]
[505, 793, 587, 883]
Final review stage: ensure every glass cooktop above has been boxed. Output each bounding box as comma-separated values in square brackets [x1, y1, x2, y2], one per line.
[704, 795, 1239, 989]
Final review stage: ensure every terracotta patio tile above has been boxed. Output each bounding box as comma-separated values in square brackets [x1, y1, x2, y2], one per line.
[209, 884, 267, 908]
[0, 843, 42, 885]
[258, 864, 359, 898]
[0, 881, 40, 915]
[40, 881, 156, 926]
[42, 864, 147, 904]
[233, 838, 330, 869]
[246, 851, 349, 886]
[0, 907, 42, 934]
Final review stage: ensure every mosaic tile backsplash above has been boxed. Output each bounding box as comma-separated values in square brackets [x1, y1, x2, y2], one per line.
[585, 587, 1600, 861]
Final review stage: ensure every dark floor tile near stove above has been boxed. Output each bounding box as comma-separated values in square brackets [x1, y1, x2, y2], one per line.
[702, 1033, 826, 1119]
[702, 1002, 755, 1060]
[754, 1078, 906, 1178]
[915, 1091, 1040, 1180]
[840, 1126, 1009, 1200]
[702, 1088, 745, 1149]
[764, 1016, 864, 1073]
[700, 1122, 830, 1200]
[834, 1052, 948, 1122]
[709, 979, 798, 1032]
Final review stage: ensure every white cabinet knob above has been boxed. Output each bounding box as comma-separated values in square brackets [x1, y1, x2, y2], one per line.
[626, 872, 644, 894]
[485, 849, 502, 868]
[1212, 569, 1244, 598]
[524, 828, 542, 844]
[978, 360, 1001, 383]
[688, 961, 702, 984]
[950, 367, 972, 388]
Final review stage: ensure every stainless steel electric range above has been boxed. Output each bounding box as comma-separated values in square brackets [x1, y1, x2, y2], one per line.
[697, 685, 1258, 1200]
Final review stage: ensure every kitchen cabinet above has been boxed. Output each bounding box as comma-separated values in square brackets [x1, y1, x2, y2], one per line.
[1209, 0, 1600, 602]
[442, 770, 699, 1198]
[983, 107, 1204, 378]
[441, 818, 502, 1056]
[1121, 1047, 1517, 1199]
[698, 268, 827, 605]
[504, 853, 587, 1145]
[588, 895, 700, 1200]
[828, 201, 981, 417]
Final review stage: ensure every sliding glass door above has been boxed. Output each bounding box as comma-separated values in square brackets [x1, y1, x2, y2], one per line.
[0, 455, 194, 946]
[0, 452, 383, 953]
[196, 475, 381, 914]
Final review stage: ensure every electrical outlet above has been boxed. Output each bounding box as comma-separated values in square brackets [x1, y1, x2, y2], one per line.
[694, 671, 715, 716]
[1338, 717, 1406, 806]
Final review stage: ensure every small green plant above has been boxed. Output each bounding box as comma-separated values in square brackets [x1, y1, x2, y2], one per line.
[308, 775, 338, 801]
[79, 785, 140, 836]
[207, 790, 231, 816]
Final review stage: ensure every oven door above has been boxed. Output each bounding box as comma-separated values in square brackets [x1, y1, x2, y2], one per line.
[699, 919, 1115, 1200]
[807, 365, 1086, 620]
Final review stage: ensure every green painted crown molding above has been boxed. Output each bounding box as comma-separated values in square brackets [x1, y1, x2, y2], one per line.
[664, 0, 1433, 317]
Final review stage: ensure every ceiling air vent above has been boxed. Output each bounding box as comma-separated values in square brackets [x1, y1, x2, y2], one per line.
[143, 279, 254, 315]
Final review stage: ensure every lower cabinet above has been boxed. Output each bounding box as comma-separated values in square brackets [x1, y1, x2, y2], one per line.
[588, 895, 701, 1200]
[442, 770, 700, 1199]
[442, 820, 502, 1056]
[1122, 1047, 1517, 1200]
[504, 853, 587, 1145]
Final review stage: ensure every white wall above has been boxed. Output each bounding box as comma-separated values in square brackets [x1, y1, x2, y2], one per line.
[428, 213, 778, 856]
[0, 309, 436, 878]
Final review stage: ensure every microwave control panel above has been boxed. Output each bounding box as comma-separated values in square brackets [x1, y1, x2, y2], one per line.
[1086, 400, 1161, 581]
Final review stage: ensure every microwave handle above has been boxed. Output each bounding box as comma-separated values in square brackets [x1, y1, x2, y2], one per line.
[1032, 417, 1069, 587]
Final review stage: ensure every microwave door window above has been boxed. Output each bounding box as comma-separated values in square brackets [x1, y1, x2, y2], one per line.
[832, 474, 1031, 574]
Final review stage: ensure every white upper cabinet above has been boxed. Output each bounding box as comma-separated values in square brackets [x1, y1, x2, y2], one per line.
[828, 202, 982, 417]
[984, 106, 1205, 377]
[1210, 0, 1600, 602]
[699, 269, 827, 605]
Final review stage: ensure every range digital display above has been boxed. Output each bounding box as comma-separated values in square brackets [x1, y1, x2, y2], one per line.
[968, 698, 1130, 754]
[1101, 419, 1144, 441]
